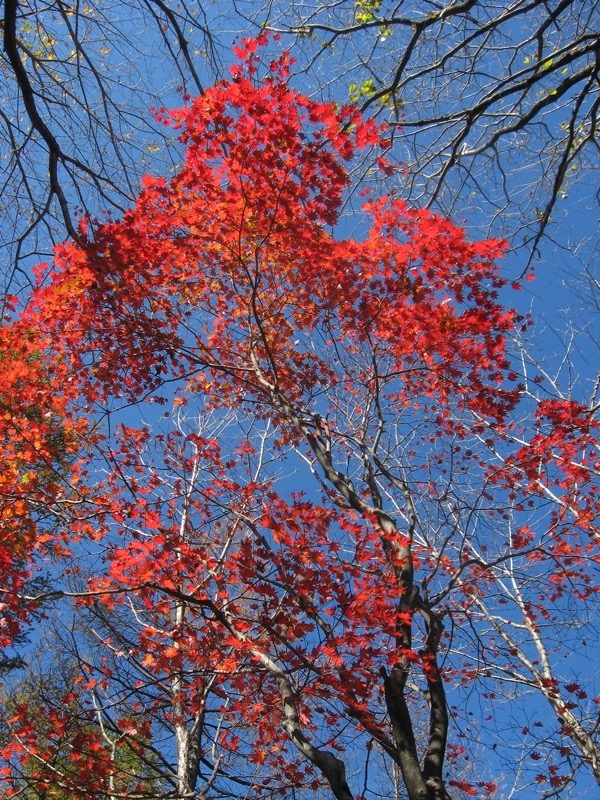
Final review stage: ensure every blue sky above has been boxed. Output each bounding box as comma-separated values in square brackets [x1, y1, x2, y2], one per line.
[1, 3, 598, 798]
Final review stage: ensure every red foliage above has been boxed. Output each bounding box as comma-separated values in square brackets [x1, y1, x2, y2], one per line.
[1, 39, 597, 800]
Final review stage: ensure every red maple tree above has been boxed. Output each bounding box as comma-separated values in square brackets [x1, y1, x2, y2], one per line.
[1, 40, 598, 800]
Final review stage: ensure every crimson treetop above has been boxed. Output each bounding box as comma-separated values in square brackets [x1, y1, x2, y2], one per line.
[2, 38, 598, 800]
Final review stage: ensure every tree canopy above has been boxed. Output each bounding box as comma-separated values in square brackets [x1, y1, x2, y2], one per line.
[2, 1, 598, 292]
[1, 0, 222, 294]
[263, 0, 600, 276]
[1, 44, 598, 800]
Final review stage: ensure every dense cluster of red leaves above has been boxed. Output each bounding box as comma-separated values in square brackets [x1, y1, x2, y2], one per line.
[0, 313, 93, 646]
[1, 39, 598, 800]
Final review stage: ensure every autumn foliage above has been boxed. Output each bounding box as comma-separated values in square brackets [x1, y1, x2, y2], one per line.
[1, 40, 598, 800]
